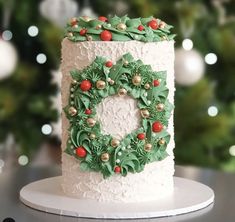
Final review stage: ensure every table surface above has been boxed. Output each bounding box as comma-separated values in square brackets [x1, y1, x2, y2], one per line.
[0, 165, 234, 222]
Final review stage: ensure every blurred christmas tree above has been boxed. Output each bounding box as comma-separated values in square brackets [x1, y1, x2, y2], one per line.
[0, 0, 234, 171]
[0, 0, 62, 155]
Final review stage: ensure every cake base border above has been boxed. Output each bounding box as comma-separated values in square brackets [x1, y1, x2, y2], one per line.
[20, 176, 214, 219]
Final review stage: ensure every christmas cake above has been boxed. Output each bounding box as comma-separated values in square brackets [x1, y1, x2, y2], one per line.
[61, 15, 175, 203]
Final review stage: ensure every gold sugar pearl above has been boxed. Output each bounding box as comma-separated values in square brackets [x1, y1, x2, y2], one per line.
[140, 109, 150, 118]
[68, 107, 77, 116]
[132, 75, 142, 86]
[68, 32, 73, 37]
[71, 79, 77, 85]
[96, 80, 106, 89]
[117, 23, 127, 31]
[111, 138, 120, 147]
[101, 153, 110, 162]
[159, 138, 166, 145]
[96, 24, 102, 30]
[89, 133, 96, 139]
[144, 143, 152, 152]
[144, 83, 150, 89]
[87, 118, 96, 127]
[118, 88, 127, 96]
[156, 103, 165, 112]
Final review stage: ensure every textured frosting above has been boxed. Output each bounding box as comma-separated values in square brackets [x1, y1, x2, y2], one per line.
[61, 39, 175, 203]
[96, 95, 141, 140]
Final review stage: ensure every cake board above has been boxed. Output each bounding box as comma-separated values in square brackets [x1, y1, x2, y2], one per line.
[20, 176, 214, 219]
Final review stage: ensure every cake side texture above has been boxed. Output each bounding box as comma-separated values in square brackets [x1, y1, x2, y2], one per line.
[61, 39, 175, 202]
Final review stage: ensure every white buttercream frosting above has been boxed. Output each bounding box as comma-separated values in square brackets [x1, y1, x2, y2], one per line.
[96, 95, 141, 140]
[61, 39, 175, 203]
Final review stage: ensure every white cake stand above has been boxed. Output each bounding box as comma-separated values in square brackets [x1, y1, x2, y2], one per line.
[20, 176, 214, 219]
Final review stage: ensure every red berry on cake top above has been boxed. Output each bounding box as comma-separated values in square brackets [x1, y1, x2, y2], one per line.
[148, 19, 159, 30]
[100, 30, 112, 41]
[98, 16, 108, 22]
[138, 25, 145, 31]
[79, 29, 87, 36]
[70, 17, 78, 26]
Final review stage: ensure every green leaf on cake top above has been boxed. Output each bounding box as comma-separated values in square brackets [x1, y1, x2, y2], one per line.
[65, 15, 175, 43]
[64, 53, 174, 178]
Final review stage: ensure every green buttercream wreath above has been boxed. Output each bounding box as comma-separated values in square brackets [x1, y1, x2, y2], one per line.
[65, 15, 175, 42]
[64, 53, 173, 178]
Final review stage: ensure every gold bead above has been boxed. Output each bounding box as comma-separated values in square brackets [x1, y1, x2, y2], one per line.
[111, 138, 120, 147]
[159, 138, 166, 145]
[68, 32, 73, 37]
[140, 109, 150, 118]
[159, 21, 166, 29]
[144, 143, 152, 152]
[87, 118, 96, 127]
[144, 83, 150, 89]
[96, 80, 106, 89]
[82, 16, 91, 22]
[132, 75, 142, 86]
[118, 88, 127, 96]
[101, 153, 109, 162]
[108, 78, 115, 85]
[117, 23, 127, 31]
[96, 24, 102, 30]
[71, 79, 77, 85]
[89, 133, 96, 139]
[123, 60, 129, 66]
[86, 35, 93, 41]
[68, 107, 77, 116]
[156, 103, 164, 112]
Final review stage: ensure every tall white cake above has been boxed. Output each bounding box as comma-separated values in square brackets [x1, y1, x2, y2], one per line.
[61, 16, 175, 203]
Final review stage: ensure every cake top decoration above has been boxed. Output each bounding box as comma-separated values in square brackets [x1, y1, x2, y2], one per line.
[65, 15, 175, 42]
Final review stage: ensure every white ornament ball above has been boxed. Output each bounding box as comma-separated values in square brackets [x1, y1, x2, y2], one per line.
[0, 39, 18, 80]
[175, 48, 205, 86]
[40, 0, 78, 27]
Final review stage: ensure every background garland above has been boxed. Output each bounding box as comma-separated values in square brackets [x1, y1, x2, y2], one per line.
[64, 53, 173, 178]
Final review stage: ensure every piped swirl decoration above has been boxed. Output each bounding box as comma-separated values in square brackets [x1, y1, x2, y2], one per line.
[66, 15, 175, 42]
[64, 53, 173, 178]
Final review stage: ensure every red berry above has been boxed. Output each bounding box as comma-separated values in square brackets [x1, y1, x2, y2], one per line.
[79, 29, 87, 36]
[137, 133, 145, 140]
[114, 166, 121, 173]
[76, 146, 87, 158]
[100, 30, 112, 41]
[85, 109, 92, 115]
[138, 25, 144, 31]
[98, 16, 108, 22]
[153, 79, 160, 87]
[152, 121, 163, 133]
[105, 61, 113, 67]
[70, 18, 78, 26]
[148, 20, 159, 30]
[80, 80, 92, 91]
